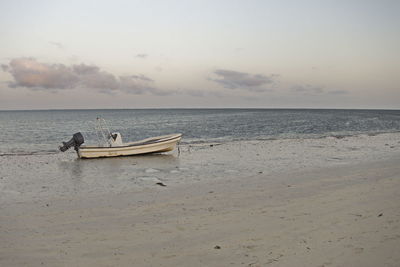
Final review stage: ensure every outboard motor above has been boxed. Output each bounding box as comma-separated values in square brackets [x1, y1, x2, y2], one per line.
[59, 132, 84, 152]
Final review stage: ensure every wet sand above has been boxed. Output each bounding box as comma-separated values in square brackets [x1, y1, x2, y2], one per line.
[1, 134, 400, 266]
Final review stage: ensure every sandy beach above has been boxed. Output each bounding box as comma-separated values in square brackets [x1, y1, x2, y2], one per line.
[1, 133, 400, 266]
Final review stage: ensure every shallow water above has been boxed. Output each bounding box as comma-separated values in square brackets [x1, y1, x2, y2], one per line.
[1, 131, 399, 204]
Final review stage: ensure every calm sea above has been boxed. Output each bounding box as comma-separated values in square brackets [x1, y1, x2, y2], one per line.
[0, 109, 399, 154]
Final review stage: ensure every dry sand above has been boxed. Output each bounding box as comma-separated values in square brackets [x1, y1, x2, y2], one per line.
[1, 158, 400, 266]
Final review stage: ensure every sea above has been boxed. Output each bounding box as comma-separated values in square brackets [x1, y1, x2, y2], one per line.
[0, 109, 400, 155]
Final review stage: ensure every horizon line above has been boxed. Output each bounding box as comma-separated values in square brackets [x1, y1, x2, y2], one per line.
[1, 107, 399, 112]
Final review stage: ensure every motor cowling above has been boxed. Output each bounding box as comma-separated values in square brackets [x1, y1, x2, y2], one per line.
[59, 132, 84, 152]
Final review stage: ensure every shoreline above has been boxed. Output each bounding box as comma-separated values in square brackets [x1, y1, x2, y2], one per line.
[1, 155, 400, 266]
[2, 108, 399, 112]
[2, 130, 399, 156]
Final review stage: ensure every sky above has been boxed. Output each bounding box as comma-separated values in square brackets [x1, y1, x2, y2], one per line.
[0, 0, 399, 109]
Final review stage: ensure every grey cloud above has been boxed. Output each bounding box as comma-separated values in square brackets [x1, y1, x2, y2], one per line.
[119, 76, 177, 96]
[1, 64, 9, 72]
[210, 69, 276, 92]
[292, 85, 324, 94]
[135, 54, 148, 59]
[72, 64, 100, 75]
[186, 90, 206, 97]
[49, 41, 64, 49]
[6, 58, 79, 89]
[2, 58, 158, 95]
[130, 74, 154, 82]
[151, 89, 177, 96]
[292, 85, 348, 96]
[328, 90, 348, 95]
[184, 89, 222, 98]
[81, 71, 119, 90]
[119, 75, 153, 94]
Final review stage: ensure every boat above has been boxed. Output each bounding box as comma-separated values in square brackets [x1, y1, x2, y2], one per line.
[59, 118, 182, 159]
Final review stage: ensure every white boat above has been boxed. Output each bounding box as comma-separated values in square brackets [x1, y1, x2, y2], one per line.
[59, 118, 182, 159]
[78, 133, 182, 159]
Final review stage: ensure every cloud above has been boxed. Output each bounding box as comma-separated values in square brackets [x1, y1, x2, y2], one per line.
[292, 85, 348, 96]
[1, 64, 9, 72]
[328, 90, 348, 95]
[5, 58, 79, 89]
[183, 89, 223, 98]
[119, 75, 154, 94]
[49, 41, 64, 49]
[292, 85, 324, 94]
[1, 57, 160, 95]
[130, 74, 154, 82]
[209, 69, 276, 92]
[135, 54, 148, 59]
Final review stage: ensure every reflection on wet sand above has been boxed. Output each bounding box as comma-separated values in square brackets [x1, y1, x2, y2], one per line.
[59, 153, 179, 177]
[56, 153, 181, 193]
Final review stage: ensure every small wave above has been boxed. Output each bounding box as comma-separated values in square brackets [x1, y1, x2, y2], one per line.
[0, 150, 59, 157]
[180, 140, 222, 145]
[181, 130, 400, 145]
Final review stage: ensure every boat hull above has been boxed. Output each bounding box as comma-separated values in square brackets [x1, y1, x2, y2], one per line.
[77, 134, 182, 159]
